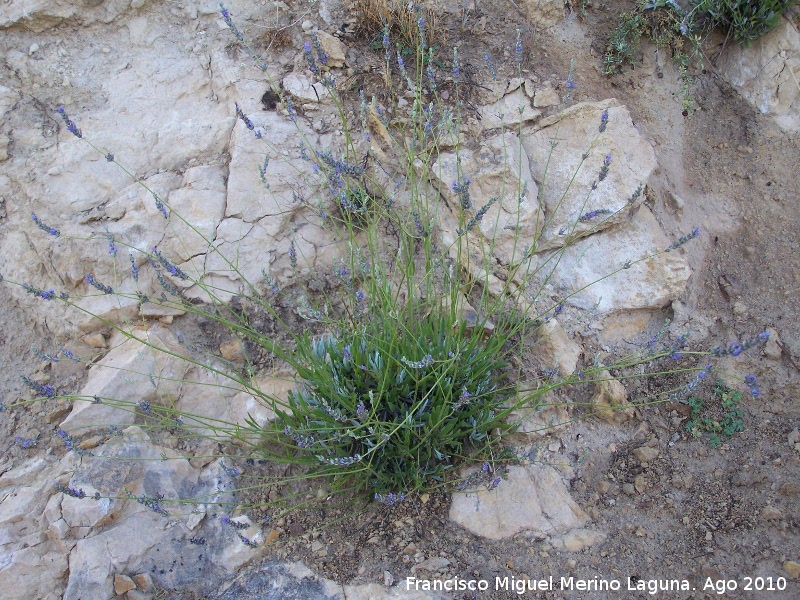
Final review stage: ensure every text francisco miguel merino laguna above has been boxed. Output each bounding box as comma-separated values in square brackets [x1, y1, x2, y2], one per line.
[405, 575, 693, 595]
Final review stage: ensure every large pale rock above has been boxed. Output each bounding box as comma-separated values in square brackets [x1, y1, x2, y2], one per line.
[432, 132, 542, 293]
[0, 455, 76, 600]
[519, 0, 565, 29]
[529, 207, 691, 315]
[522, 99, 657, 250]
[449, 464, 588, 540]
[478, 88, 542, 131]
[226, 111, 318, 223]
[0, 0, 147, 32]
[60, 324, 189, 434]
[163, 166, 227, 262]
[717, 18, 800, 132]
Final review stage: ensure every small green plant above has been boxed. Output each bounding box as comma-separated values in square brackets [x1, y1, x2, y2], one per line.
[684, 382, 744, 447]
[695, 0, 796, 44]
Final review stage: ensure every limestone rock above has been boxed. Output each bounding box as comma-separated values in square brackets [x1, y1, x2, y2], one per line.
[432, 132, 542, 293]
[449, 464, 588, 540]
[522, 99, 657, 250]
[1, 0, 147, 32]
[60, 324, 189, 434]
[478, 88, 542, 131]
[529, 318, 582, 378]
[283, 72, 331, 103]
[314, 31, 347, 68]
[590, 371, 635, 424]
[529, 207, 691, 315]
[717, 18, 800, 132]
[519, 0, 565, 29]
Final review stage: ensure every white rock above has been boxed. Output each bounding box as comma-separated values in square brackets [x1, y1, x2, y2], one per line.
[479, 88, 541, 131]
[283, 72, 330, 103]
[449, 464, 587, 540]
[529, 207, 691, 315]
[717, 18, 800, 132]
[432, 131, 542, 293]
[60, 325, 189, 434]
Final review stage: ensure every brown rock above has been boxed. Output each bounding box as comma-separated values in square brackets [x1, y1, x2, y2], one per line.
[784, 561, 800, 579]
[114, 573, 136, 595]
[265, 529, 280, 544]
[220, 340, 246, 363]
[83, 332, 107, 348]
[131, 573, 153, 591]
[590, 371, 635, 424]
[632, 446, 659, 463]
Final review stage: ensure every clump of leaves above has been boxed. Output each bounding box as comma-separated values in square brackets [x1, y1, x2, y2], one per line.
[695, 0, 796, 44]
[685, 382, 744, 448]
[269, 299, 515, 496]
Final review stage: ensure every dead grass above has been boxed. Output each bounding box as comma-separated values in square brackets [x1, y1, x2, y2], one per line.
[348, 0, 442, 49]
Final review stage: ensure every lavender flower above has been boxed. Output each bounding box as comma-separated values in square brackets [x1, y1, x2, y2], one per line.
[628, 184, 643, 204]
[151, 191, 168, 219]
[238, 533, 259, 547]
[515, 29, 523, 64]
[417, 17, 426, 49]
[401, 354, 434, 369]
[356, 403, 367, 419]
[235, 103, 260, 138]
[31, 212, 60, 237]
[57, 106, 82, 138]
[669, 363, 712, 402]
[23, 283, 56, 300]
[316, 149, 365, 177]
[55, 482, 86, 499]
[452, 47, 460, 83]
[129, 253, 139, 282]
[84, 274, 113, 294]
[457, 196, 498, 235]
[137, 400, 151, 414]
[15, 436, 38, 449]
[219, 2, 244, 41]
[483, 53, 497, 80]
[374, 492, 406, 506]
[286, 97, 297, 123]
[343, 345, 352, 361]
[666, 227, 700, 251]
[425, 59, 437, 91]
[289, 240, 297, 268]
[124, 490, 169, 517]
[598, 153, 611, 182]
[317, 453, 362, 466]
[355, 290, 365, 303]
[259, 154, 269, 183]
[304, 41, 319, 75]
[599, 108, 609, 133]
[105, 228, 117, 256]
[579, 208, 613, 222]
[152, 247, 188, 279]
[105, 153, 114, 162]
[220, 514, 249, 529]
[382, 24, 390, 54]
[311, 32, 328, 66]
[21, 375, 56, 398]
[452, 177, 471, 209]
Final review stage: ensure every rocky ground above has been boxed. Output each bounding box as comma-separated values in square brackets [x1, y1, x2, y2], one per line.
[0, 0, 799, 599]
